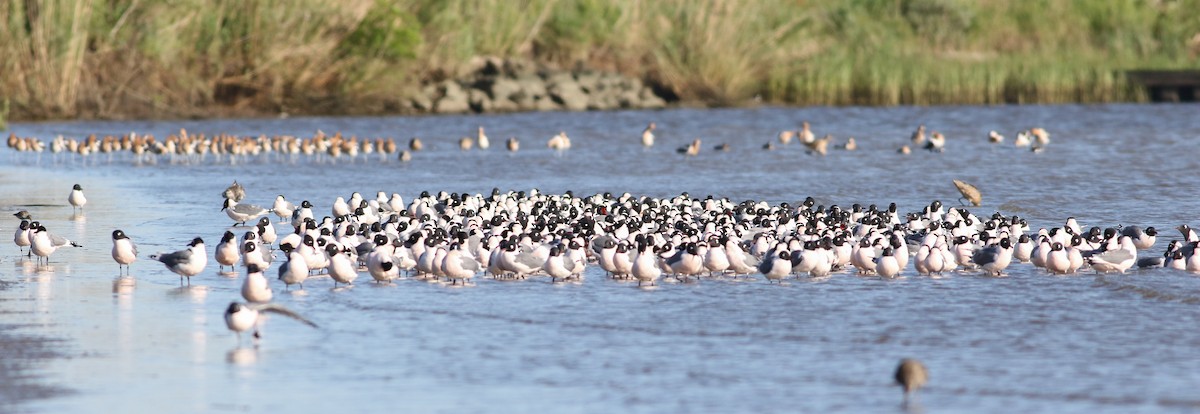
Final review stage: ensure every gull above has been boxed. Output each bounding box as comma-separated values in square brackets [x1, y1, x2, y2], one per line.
[151, 237, 207, 285]
[111, 229, 138, 275]
[14, 220, 32, 255]
[987, 130, 1004, 144]
[223, 198, 269, 226]
[224, 301, 317, 344]
[875, 247, 901, 278]
[759, 248, 792, 283]
[442, 244, 480, 285]
[325, 244, 358, 287]
[895, 358, 928, 402]
[972, 237, 1014, 276]
[31, 224, 81, 264]
[241, 263, 274, 303]
[1120, 225, 1157, 250]
[214, 231, 240, 272]
[1087, 236, 1137, 273]
[242, 240, 272, 272]
[631, 241, 662, 286]
[272, 195, 296, 222]
[68, 184, 87, 213]
[278, 249, 309, 290]
[543, 246, 576, 283]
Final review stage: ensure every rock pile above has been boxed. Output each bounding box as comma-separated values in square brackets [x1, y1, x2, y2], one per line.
[410, 58, 669, 114]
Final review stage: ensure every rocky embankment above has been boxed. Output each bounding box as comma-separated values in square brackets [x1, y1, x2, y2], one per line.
[410, 58, 670, 114]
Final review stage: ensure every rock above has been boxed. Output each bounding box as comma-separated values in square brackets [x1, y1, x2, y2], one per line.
[412, 57, 671, 114]
[548, 78, 588, 111]
[488, 77, 522, 101]
[434, 81, 470, 113]
[468, 89, 493, 112]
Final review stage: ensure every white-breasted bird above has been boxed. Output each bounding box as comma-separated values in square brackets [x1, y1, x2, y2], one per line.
[111, 229, 137, 275]
[215, 231, 240, 273]
[152, 237, 207, 285]
[223, 198, 269, 226]
[241, 263, 274, 303]
[68, 184, 87, 213]
[30, 224, 81, 264]
[224, 301, 316, 344]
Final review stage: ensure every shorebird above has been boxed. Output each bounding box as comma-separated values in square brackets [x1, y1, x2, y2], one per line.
[895, 358, 928, 401]
[641, 122, 656, 147]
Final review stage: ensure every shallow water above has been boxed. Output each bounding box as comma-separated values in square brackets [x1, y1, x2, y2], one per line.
[2, 104, 1200, 413]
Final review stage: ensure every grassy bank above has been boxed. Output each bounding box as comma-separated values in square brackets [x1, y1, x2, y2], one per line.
[2, 0, 1198, 121]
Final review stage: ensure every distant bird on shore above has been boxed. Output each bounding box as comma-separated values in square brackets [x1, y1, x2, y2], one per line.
[477, 126, 490, 149]
[458, 136, 474, 151]
[1014, 130, 1031, 147]
[777, 130, 795, 145]
[987, 130, 1004, 144]
[798, 121, 815, 145]
[68, 184, 87, 213]
[925, 132, 946, 152]
[805, 135, 830, 156]
[895, 358, 928, 401]
[911, 125, 926, 144]
[677, 139, 701, 156]
[840, 137, 857, 151]
[641, 122, 656, 148]
[13, 210, 32, 221]
[224, 301, 317, 344]
[152, 237, 207, 286]
[408, 137, 424, 151]
[506, 137, 520, 152]
[399, 149, 412, 162]
[898, 145, 911, 154]
[111, 230, 137, 275]
[547, 131, 571, 150]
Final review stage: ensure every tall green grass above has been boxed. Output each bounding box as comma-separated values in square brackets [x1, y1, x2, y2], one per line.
[1, 0, 1197, 121]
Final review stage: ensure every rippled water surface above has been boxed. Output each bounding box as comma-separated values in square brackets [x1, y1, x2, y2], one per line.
[2, 104, 1200, 413]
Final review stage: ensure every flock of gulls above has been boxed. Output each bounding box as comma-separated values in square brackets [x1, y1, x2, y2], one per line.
[3, 121, 1053, 165]
[0, 120, 1111, 400]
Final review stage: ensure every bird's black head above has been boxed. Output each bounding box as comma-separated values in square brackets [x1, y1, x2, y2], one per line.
[189, 237, 204, 247]
[73, 184, 82, 190]
[246, 263, 262, 274]
[221, 231, 236, 243]
[112, 230, 126, 239]
[226, 302, 242, 314]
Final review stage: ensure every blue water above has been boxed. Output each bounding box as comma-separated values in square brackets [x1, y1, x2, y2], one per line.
[1, 104, 1199, 413]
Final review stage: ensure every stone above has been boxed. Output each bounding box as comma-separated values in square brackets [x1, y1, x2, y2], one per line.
[435, 81, 470, 113]
[548, 79, 588, 111]
[468, 89, 493, 112]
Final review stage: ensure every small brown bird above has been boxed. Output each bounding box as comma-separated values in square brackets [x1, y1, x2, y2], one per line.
[506, 137, 520, 152]
[408, 137, 424, 151]
[895, 358, 928, 400]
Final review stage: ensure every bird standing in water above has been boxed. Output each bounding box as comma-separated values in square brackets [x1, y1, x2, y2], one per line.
[895, 358, 928, 402]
